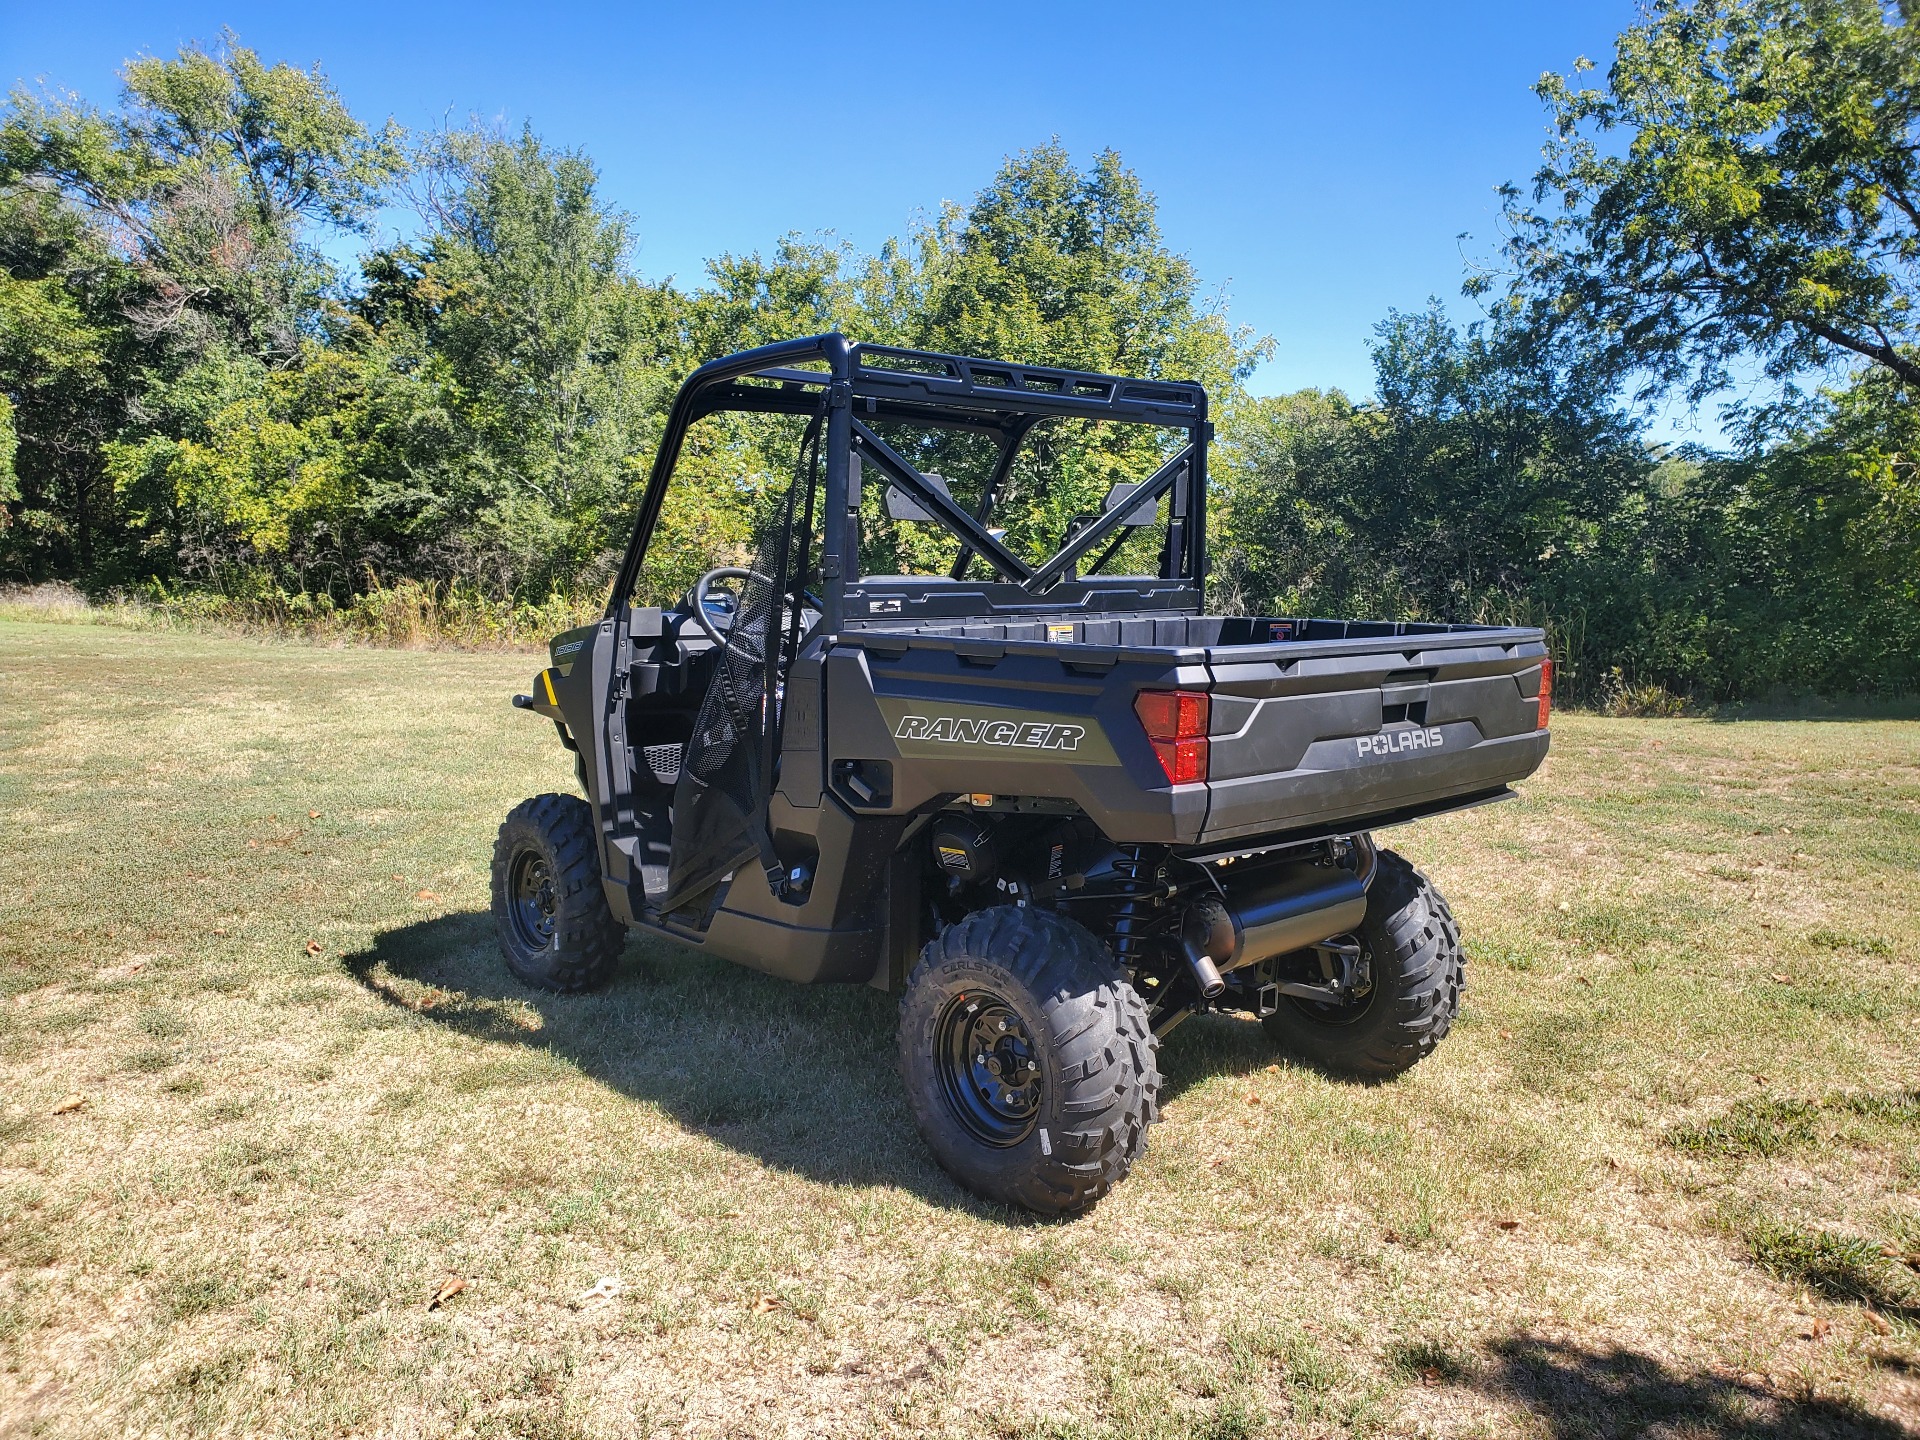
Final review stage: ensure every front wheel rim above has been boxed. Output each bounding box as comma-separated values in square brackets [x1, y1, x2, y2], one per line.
[934, 989, 1043, 1147]
[508, 848, 559, 952]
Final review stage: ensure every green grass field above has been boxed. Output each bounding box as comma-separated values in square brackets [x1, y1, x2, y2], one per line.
[1, 618, 1916, 1439]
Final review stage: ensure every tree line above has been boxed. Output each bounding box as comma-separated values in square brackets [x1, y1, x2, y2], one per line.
[3, 2, 1916, 702]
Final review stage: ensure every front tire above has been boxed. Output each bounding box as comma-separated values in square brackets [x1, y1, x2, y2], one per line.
[898, 907, 1160, 1217]
[491, 793, 625, 992]
[1260, 849, 1462, 1078]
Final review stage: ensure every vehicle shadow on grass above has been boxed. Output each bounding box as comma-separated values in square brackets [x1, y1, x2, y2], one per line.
[341, 913, 1379, 1211]
[1461, 1334, 1911, 1439]
[341, 913, 1008, 1218]
[1154, 1009, 1415, 1103]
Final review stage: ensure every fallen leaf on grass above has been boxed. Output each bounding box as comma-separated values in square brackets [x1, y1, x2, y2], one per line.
[752, 1294, 783, 1314]
[1263, 1064, 1280, 1073]
[1499, 1028, 1512, 1039]
[305, 941, 323, 956]
[1880, 1246, 1920, 1269]
[414, 890, 441, 902]
[1383, 1228, 1402, 1245]
[1865, 1310, 1893, 1336]
[720, 1209, 744, 1219]
[1246, 1091, 1261, 1105]
[1800, 1317, 1831, 1341]
[1496, 1220, 1520, 1232]
[1770, 973, 1794, 985]
[578, 1275, 622, 1303]
[1573, 975, 1593, 987]
[427, 1275, 466, 1310]
[51, 1095, 87, 1115]
[1420, 1366, 1442, 1386]
[308, 810, 321, 819]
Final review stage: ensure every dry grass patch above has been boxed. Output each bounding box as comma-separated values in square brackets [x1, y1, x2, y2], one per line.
[0, 618, 1916, 1437]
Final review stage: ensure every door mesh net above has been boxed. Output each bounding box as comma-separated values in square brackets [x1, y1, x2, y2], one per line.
[663, 428, 818, 909]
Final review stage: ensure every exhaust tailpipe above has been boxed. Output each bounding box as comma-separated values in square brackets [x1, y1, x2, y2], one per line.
[1179, 837, 1375, 992]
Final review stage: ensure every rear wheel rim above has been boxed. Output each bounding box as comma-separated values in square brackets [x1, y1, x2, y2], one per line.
[934, 989, 1043, 1147]
[508, 848, 558, 952]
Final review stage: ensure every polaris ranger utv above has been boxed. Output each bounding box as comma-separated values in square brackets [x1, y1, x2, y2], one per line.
[495, 334, 1551, 1216]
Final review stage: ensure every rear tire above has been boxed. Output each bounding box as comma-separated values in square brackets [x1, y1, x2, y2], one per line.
[491, 793, 625, 992]
[898, 906, 1160, 1217]
[1260, 849, 1461, 1078]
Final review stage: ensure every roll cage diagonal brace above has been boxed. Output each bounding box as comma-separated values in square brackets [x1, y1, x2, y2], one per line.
[849, 419, 1035, 583]
[1019, 443, 1195, 594]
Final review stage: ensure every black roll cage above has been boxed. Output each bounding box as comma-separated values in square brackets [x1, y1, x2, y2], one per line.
[607, 333, 1212, 631]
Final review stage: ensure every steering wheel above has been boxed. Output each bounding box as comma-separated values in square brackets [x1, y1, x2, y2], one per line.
[685, 567, 753, 647]
[684, 567, 823, 648]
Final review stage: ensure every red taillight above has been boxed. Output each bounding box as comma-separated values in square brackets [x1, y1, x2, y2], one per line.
[1538, 658, 1554, 730]
[1134, 689, 1210, 784]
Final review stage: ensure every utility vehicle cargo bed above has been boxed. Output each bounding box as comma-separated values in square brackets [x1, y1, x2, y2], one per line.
[826, 614, 1551, 847]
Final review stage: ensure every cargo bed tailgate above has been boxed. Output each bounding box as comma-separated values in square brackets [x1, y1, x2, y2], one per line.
[1200, 629, 1550, 844]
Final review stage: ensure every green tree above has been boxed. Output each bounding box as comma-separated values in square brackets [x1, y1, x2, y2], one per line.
[1215, 304, 1648, 662]
[690, 236, 855, 359]
[1489, 0, 1920, 406]
[853, 143, 1269, 574]
[1676, 371, 1920, 692]
[0, 33, 402, 582]
[2, 31, 401, 365]
[666, 145, 1271, 585]
[1212, 386, 1378, 616]
[0, 182, 139, 577]
[353, 127, 681, 595]
[0, 392, 16, 504]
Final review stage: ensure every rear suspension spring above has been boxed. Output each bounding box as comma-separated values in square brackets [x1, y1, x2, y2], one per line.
[1105, 843, 1163, 967]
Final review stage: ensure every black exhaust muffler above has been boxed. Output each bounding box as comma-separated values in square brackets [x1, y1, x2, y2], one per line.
[1178, 838, 1375, 998]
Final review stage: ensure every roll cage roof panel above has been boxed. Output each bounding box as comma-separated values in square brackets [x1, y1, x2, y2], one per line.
[607, 332, 1212, 629]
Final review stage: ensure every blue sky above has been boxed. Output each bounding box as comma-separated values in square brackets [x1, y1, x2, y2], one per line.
[6, 2, 1706, 427]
